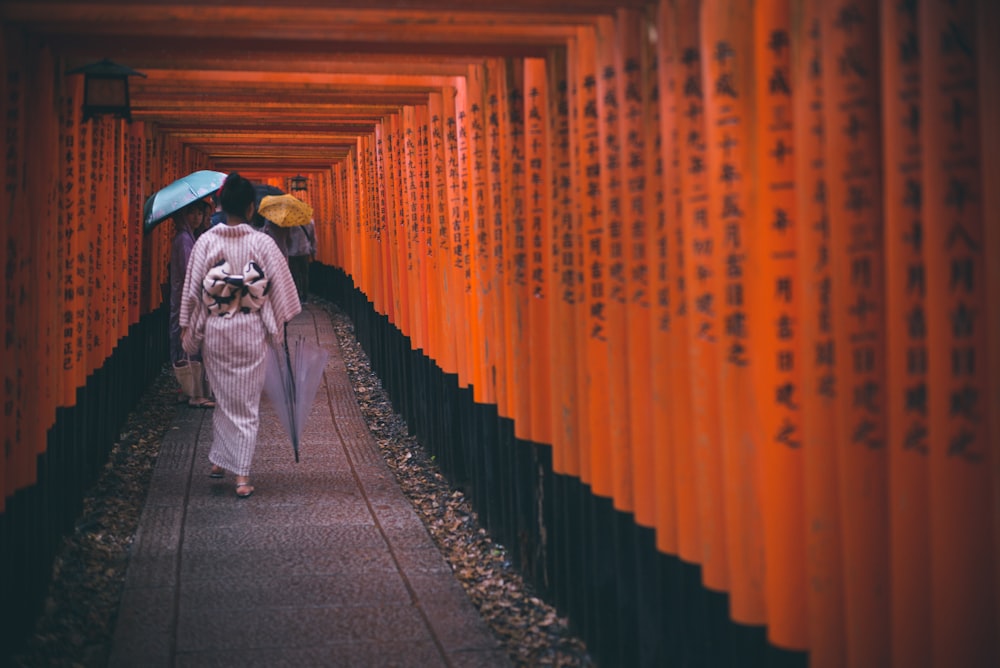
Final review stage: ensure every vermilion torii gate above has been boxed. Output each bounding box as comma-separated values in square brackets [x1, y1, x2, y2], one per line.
[1, 1, 998, 665]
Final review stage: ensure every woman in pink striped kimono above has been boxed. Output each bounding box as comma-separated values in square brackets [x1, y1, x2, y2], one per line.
[179, 173, 302, 498]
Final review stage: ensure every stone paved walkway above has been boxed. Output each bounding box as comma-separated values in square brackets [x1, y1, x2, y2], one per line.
[108, 305, 511, 668]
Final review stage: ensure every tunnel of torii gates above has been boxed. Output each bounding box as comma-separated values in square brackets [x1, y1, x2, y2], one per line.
[0, 0, 998, 666]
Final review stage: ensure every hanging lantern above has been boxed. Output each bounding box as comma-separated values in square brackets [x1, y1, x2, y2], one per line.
[67, 58, 147, 122]
[289, 174, 308, 192]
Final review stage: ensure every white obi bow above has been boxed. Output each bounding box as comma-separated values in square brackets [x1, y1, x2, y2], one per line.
[202, 259, 270, 317]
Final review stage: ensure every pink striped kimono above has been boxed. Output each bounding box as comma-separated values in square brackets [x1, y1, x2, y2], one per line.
[179, 223, 301, 476]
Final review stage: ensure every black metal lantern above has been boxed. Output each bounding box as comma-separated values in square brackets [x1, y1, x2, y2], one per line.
[289, 174, 308, 192]
[67, 59, 147, 122]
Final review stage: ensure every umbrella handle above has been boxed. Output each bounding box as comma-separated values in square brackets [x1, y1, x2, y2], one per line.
[283, 321, 295, 395]
[282, 321, 299, 462]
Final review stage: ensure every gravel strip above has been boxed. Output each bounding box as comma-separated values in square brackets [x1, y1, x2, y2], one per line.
[9, 298, 593, 667]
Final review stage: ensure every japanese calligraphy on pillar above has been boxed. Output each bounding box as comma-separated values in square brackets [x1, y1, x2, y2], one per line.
[623, 53, 648, 311]
[580, 61, 604, 342]
[432, 110, 450, 256]
[925, 4, 987, 464]
[828, 2, 885, 452]
[59, 88, 78, 383]
[602, 58, 624, 313]
[753, 0, 806, 646]
[921, 2, 995, 663]
[487, 85, 505, 282]
[702, 0, 759, 616]
[651, 0, 683, 557]
[527, 76, 547, 302]
[708, 38, 750, 371]
[619, 10, 651, 521]
[485, 66, 509, 412]
[882, 0, 930, 662]
[405, 118, 417, 273]
[823, 3, 889, 664]
[670, 0, 709, 565]
[3, 63, 24, 470]
[509, 84, 527, 289]
[75, 118, 88, 376]
[652, 18, 678, 337]
[549, 50, 580, 476]
[127, 128, 143, 323]
[88, 120, 103, 369]
[680, 46, 712, 347]
[800, 17, 836, 408]
[447, 112, 463, 273]
[525, 58, 552, 444]
[457, 101, 473, 289]
[760, 23, 799, 448]
[553, 71, 576, 309]
[467, 68, 496, 405]
[109, 123, 121, 335]
[470, 94, 489, 275]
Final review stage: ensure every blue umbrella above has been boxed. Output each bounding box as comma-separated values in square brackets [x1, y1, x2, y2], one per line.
[143, 169, 227, 232]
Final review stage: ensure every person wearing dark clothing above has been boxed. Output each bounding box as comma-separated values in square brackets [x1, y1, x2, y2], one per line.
[262, 219, 291, 258]
[169, 199, 215, 408]
[287, 221, 315, 303]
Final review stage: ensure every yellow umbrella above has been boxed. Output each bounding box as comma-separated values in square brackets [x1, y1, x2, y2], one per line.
[258, 194, 313, 227]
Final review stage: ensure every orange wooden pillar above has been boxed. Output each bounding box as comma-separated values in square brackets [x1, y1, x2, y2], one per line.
[650, 0, 681, 556]
[881, 0, 931, 664]
[421, 101, 440, 368]
[112, 121, 126, 346]
[821, 1, 889, 664]
[402, 105, 426, 353]
[581, 16, 615, 500]
[548, 46, 580, 478]
[376, 120, 396, 324]
[18, 46, 40, 479]
[671, 0, 707, 568]
[429, 90, 460, 377]
[414, 104, 436, 362]
[127, 123, 145, 329]
[701, 0, 764, 619]
[569, 27, 597, 482]
[0, 25, 7, 506]
[921, 1, 997, 664]
[416, 105, 433, 358]
[391, 112, 411, 336]
[979, 1, 1000, 651]
[654, 0, 696, 560]
[750, 0, 806, 646]
[138, 128, 156, 316]
[444, 84, 471, 389]
[363, 138, 379, 304]
[466, 64, 498, 406]
[88, 121, 106, 372]
[59, 75, 83, 409]
[3, 34, 30, 495]
[598, 14, 633, 511]
[381, 116, 399, 325]
[682, 0, 730, 591]
[617, 8, 652, 525]
[791, 4, 846, 663]
[485, 61, 511, 419]
[27, 46, 59, 444]
[505, 59, 534, 440]
[525, 57, 553, 448]
[455, 74, 482, 399]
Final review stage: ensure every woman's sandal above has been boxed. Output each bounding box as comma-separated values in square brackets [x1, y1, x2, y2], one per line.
[189, 396, 216, 408]
[209, 465, 224, 479]
[235, 480, 254, 498]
